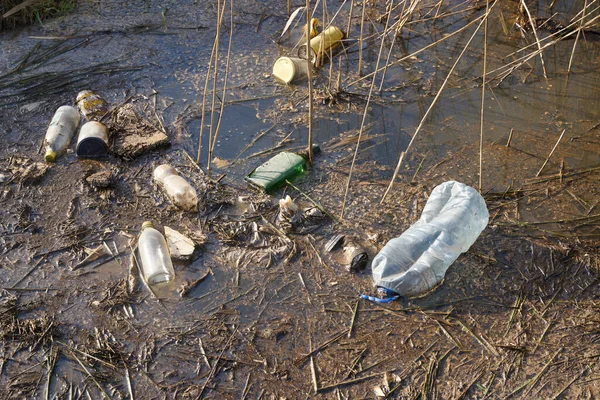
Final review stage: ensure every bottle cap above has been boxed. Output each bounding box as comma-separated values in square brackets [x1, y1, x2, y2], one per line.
[45, 149, 57, 163]
[141, 221, 154, 230]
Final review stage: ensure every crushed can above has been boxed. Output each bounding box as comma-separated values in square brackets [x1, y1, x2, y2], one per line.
[298, 26, 344, 66]
[272, 56, 310, 84]
[76, 90, 109, 121]
[76, 121, 109, 158]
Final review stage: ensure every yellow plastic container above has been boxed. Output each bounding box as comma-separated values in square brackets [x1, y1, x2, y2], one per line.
[272, 56, 310, 84]
[298, 26, 344, 66]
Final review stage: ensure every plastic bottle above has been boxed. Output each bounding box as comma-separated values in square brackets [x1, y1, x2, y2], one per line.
[153, 164, 198, 211]
[245, 145, 320, 192]
[138, 221, 175, 285]
[44, 106, 81, 162]
[298, 26, 344, 66]
[76, 121, 109, 158]
[370, 181, 489, 298]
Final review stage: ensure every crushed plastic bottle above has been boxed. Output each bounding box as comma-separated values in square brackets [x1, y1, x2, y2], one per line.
[153, 164, 198, 211]
[138, 221, 175, 285]
[44, 106, 81, 162]
[368, 181, 489, 299]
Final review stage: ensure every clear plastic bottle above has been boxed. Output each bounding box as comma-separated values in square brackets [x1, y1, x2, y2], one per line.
[153, 164, 198, 211]
[44, 106, 81, 162]
[371, 181, 489, 297]
[138, 221, 175, 285]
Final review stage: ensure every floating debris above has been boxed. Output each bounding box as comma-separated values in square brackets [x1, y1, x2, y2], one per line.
[371, 181, 488, 298]
[325, 233, 345, 252]
[110, 104, 169, 158]
[343, 238, 368, 273]
[6, 156, 50, 183]
[138, 221, 175, 285]
[165, 226, 196, 261]
[85, 169, 114, 188]
[277, 195, 303, 232]
[298, 25, 344, 67]
[245, 151, 306, 192]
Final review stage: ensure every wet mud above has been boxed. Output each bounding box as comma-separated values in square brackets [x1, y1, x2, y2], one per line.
[0, 0, 600, 398]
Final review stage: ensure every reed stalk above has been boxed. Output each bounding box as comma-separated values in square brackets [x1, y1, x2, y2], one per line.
[306, 0, 314, 164]
[196, 6, 221, 164]
[568, 0, 587, 73]
[357, 0, 366, 76]
[381, 2, 495, 203]
[207, 0, 227, 172]
[345, 0, 354, 39]
[209, 0, 234, 170]
[520, 0, 547, 79]
[479, 0, 489, 192]
[341, 0, 395, 218]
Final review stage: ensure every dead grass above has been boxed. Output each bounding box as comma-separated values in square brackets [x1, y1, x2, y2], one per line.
[0, 0, 76, 31]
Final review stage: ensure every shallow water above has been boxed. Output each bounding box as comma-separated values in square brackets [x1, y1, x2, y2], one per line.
[0, 0, 599, 398]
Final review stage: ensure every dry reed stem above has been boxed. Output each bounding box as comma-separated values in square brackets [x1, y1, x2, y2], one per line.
[340, 0, 395, 218]
[357, 0, 366, 76]
[345, 0, 353, 38]
[378, 0, 415, 92]
[479, 0, 489, 192]
[568, 0, 587, 73]
[196, 14, 220, 164]
[490, 10, 600, 82]
[209, 0, 234, 169]
[347, 12, 486, 88]
[207, 0, 228, 172]
[536, 129, 566, 177]
[520, 0, 548, 80]
[306, 0, 314, 164]
[381, 3, 495, 203]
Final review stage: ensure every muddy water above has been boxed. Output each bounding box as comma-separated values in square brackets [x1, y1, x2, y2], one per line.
[1, 0, 600, 398]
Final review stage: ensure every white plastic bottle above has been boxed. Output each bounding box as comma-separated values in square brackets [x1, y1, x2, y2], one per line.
[153, 164, 198, 211]
[371, 181, 489, 298]
[138, 221, 175, 285]
[44, 105, 81, 162]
